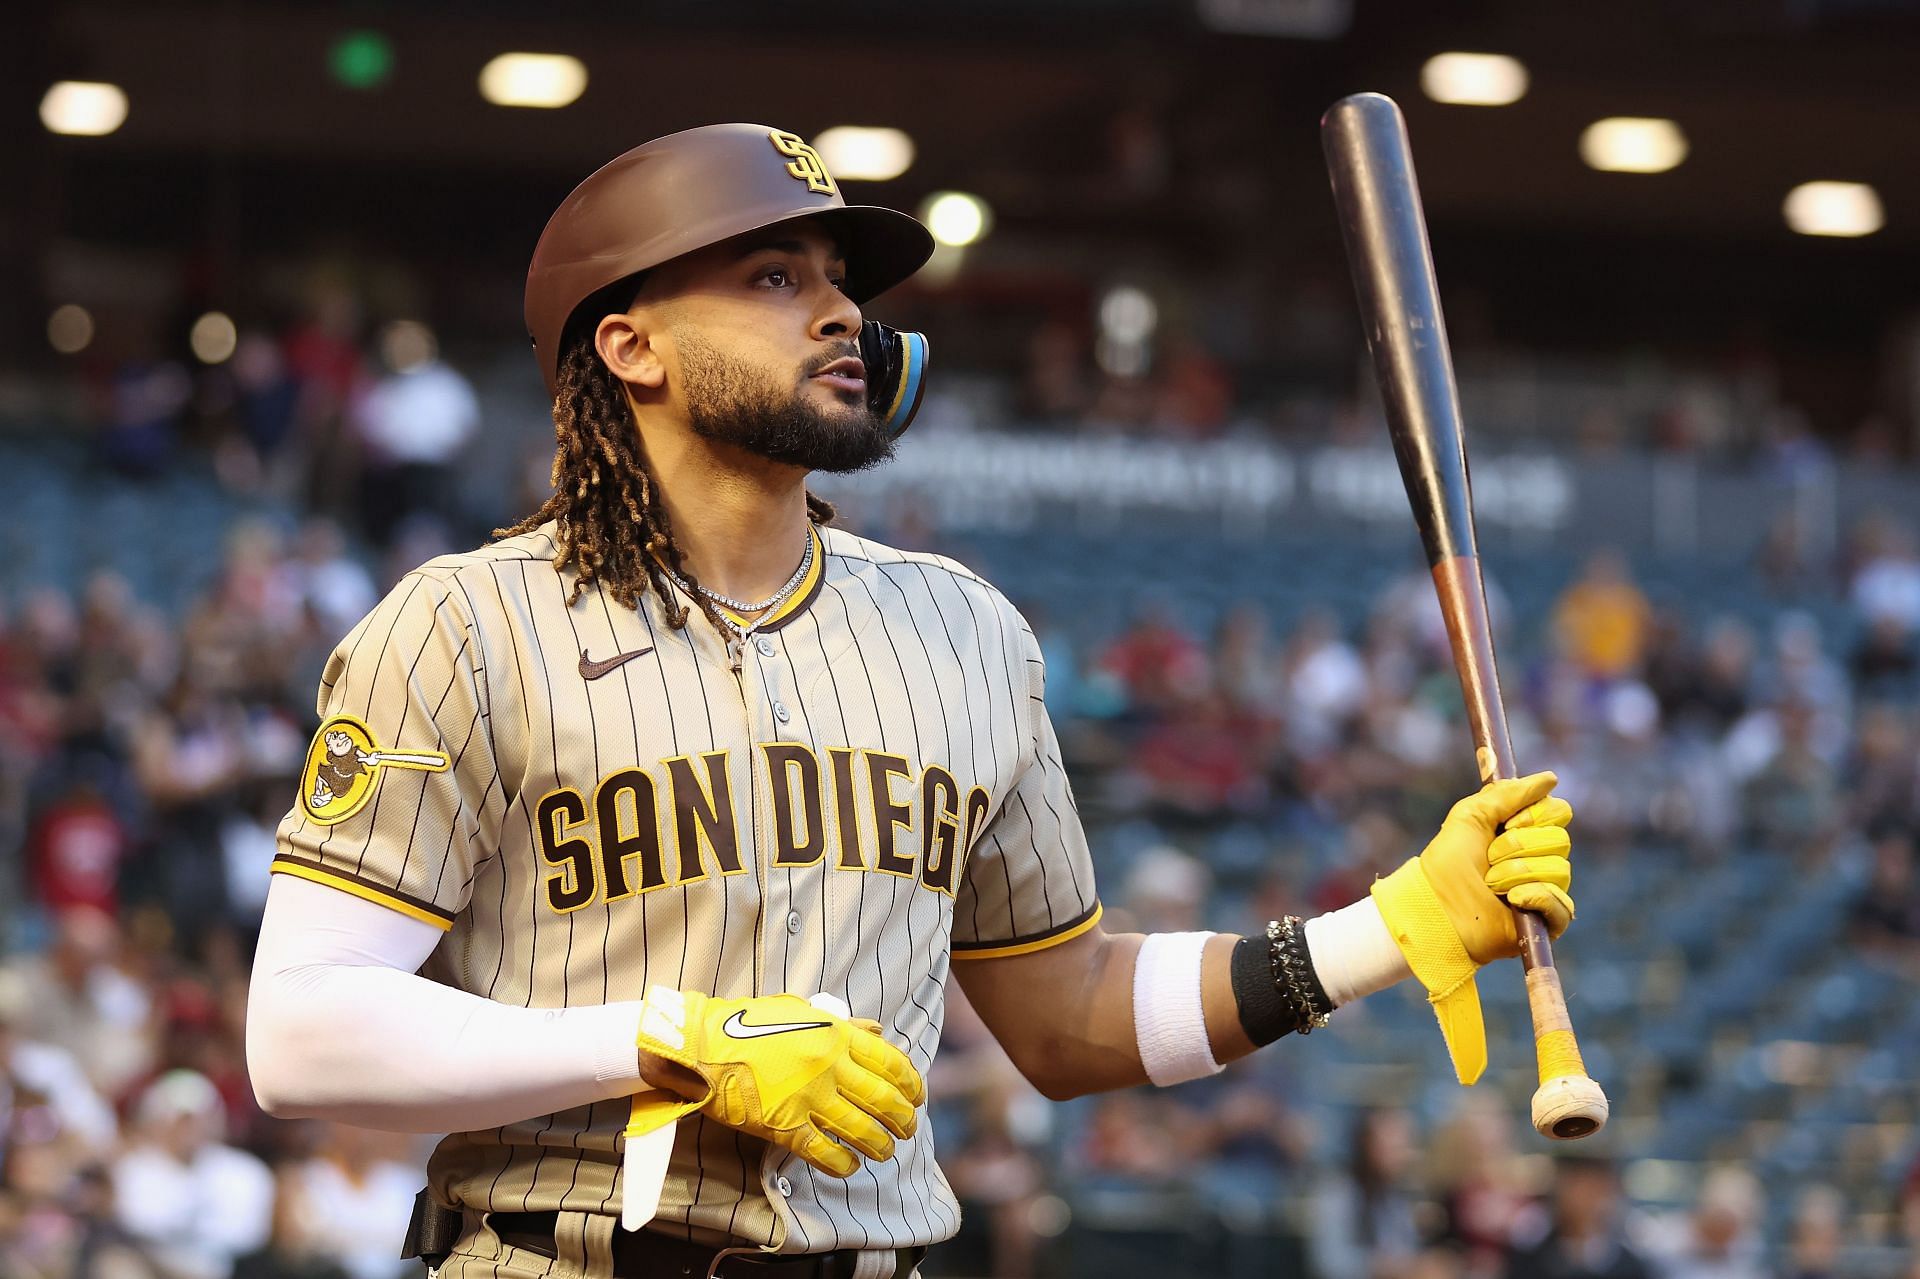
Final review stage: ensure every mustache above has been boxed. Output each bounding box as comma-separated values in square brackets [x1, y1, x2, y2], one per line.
[801, 342, 862, 378]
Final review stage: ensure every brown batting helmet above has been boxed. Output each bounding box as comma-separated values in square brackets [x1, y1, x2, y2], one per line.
[524, 123, 936, 396]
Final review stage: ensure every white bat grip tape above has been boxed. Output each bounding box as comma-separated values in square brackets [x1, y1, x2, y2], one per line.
[1132, 931, 1223, 1086]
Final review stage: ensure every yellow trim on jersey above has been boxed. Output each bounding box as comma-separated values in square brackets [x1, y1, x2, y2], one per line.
[950, 902, 1103, 961]
[718, 526, 825, 631]
[270, 858, 455, 932]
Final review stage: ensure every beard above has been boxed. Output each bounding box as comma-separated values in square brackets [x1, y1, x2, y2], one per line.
[675, 330, 896, 474]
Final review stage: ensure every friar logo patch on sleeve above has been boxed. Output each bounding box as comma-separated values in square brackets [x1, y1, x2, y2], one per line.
[300, 714, 450, 826]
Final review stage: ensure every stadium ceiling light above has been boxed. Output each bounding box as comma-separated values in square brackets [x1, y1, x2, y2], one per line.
[813, 127, 915, 182]
[920, 192, 991, 247]
[190, 312, 238, 365]
[1783, 181, 1883, 237]
[1579, 117, 1688, 173]
[1419, 53, 1528, 107]
[478, 53, 587, 108]
[47, 304, 94, 354]
[40, 81, 129, 137]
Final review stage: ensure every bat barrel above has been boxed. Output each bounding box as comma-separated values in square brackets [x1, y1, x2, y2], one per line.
[1322, 93, 1479, 571]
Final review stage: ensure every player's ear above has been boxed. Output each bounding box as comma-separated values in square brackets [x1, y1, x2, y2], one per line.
[595, 310, 666, 392]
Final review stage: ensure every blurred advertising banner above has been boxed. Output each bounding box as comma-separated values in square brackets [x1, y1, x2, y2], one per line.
[818, 422, 1904, 562]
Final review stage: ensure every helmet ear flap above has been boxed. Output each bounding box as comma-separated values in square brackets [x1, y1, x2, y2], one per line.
[858, 323, 930, 438]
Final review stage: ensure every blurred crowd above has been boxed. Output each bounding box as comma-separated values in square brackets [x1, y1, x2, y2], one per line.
[65, 286, 480, 552]
[3, 385, 1920, 1278]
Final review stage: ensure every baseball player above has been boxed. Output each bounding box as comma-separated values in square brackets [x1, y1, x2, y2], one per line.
[245, 124, 1578, 1279]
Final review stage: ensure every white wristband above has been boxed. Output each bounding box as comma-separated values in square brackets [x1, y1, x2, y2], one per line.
[1303, 898, 1412, 1007]
[1131, 931, 1224, 1086]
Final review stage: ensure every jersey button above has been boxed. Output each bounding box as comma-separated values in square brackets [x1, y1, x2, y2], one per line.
[755, 637, 776, 657]
[773, 701, 791, 723]
[787, 911, 802, 935]
[776, 1175, 793, 1197]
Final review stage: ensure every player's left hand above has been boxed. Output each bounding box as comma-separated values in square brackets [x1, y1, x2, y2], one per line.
[1370, 772, 1574, 1085]
[624, 988, 924, 1178]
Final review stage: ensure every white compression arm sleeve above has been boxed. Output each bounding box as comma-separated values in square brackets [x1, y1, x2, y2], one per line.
[246, 874, 648, 1132]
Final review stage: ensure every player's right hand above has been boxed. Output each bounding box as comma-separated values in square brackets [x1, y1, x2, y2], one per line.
[626, 987, 923, 1178]
[1370, 772, 1575, 1086]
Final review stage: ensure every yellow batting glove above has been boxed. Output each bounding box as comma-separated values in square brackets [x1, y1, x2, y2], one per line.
[1371, 772, 1575, 1086]
[624, 988, 923, 1178]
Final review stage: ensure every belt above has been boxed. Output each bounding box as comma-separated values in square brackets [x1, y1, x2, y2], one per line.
[488, 1211, 923, 1279]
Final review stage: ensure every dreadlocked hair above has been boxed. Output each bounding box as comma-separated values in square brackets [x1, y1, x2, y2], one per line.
[495, 330, 838, 633]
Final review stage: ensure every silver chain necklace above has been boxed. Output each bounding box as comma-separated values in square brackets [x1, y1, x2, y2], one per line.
[663, 531, 814, 640]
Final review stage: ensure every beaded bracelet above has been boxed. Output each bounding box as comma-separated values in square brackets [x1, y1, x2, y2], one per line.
[1265, 916, 1334, 1034]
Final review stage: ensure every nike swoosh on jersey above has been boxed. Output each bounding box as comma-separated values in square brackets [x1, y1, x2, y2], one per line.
[722, 1010, 832, 1040]
[578, 646, 655, 680]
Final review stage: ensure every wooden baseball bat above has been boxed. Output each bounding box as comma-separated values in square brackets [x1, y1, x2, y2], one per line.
[1320, 92, 1609, 1140]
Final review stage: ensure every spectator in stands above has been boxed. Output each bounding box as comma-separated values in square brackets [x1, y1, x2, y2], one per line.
[1213, 604, 1283, 718]
[926, 988, 1050, 1279]
[1187, 1066, 1309, 1220]
[1152, 336, 1235, 437]
[1739, 699, 1842, 854]
[284, 519, 375, 641]
[1847, 707, 1919, 833]
[1850, 614, 1917, 699]
[0, 907, 154, 1101]
[1781, 1184, 1845, 1279]
[349, 320, 478, 547]
[1761, 404, 1832, 485]
[66, 1161, 167, 1279]
[102, 355, 191, 478]
[1119, 844, 1211, 934]
[25, 773, 130, 917]
[1428, 1095, 1531, 1279]
[1067, 1091, 1195, 1191]
[228, 333, 301, 480]
[285, 1126, 418, 1279]
[1095, 599, 1210, 717]
[1305, 1107, 1423, 1279]
[939, 1091, 1046, 1279]
[1504, 1156, 1651, 1279]
[1551, 550, 1653, 682]
[0, 975, 120, 1160]
[282, 283, 366, 520]
[1755, 511, 1823, 599]
[1307, 811, 1409, 917]
[1850, 521, 1920, 634]
[1131, 690, 1270, 816]
[1850, 825, 1920, 976]
[111, 1071, 274, 1279]
[1016, 319, 1094, 424]
[1639, 1165, 1769, 1279]
[130, 677, 247, 930]
[230, 1168, 350, 1279]
[1648, 616, 1753, 739]
[1283, 609, 1368, 758]
[1760, 614, 1851, 761]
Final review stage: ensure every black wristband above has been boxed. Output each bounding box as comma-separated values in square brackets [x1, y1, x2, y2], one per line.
[1230, 920, 1335, 1047]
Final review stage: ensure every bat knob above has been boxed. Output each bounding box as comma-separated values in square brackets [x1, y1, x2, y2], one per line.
[1531, 1073, 1610, 1141]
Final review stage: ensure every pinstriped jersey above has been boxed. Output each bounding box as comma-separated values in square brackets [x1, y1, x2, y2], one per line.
[271, 520, 1101, 1253]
